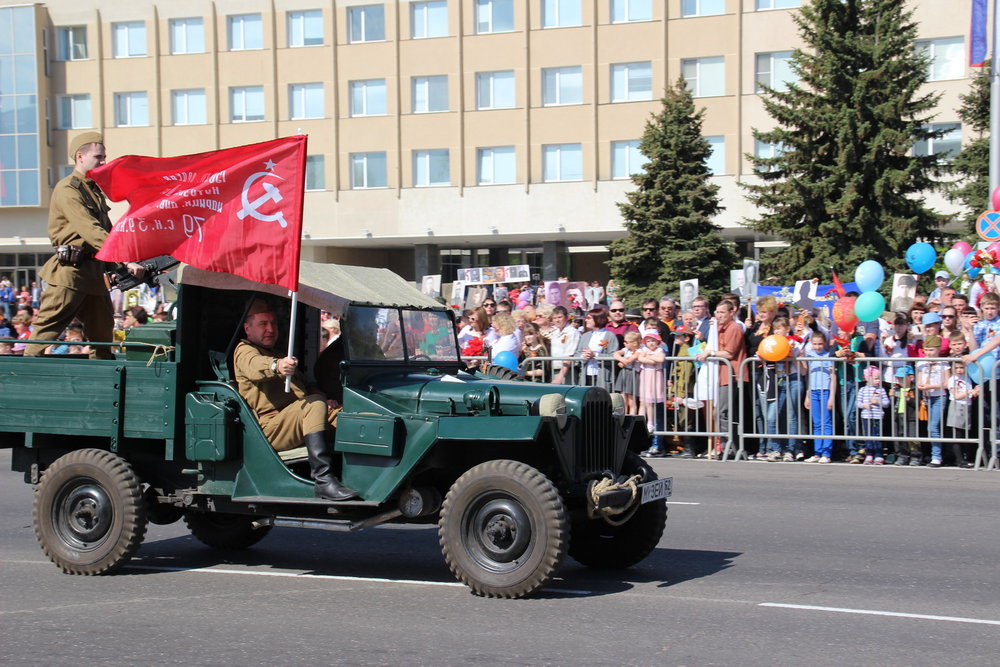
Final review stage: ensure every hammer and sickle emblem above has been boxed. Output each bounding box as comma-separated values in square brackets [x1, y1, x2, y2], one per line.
[237, 172, 287, 228]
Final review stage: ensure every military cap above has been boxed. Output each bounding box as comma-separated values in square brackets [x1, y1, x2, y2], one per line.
[69, 131, 104, 162]
[245, 298, 273, 319]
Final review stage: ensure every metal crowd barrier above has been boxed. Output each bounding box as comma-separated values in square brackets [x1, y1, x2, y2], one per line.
[458, 351, 999, 470]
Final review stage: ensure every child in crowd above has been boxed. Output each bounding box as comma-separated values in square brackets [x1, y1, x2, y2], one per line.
[767, 317, 802, 461]
[889, 365, 921, 466]
[613, 330, 641, 414]
[638, 331, 667, 458]
[10, 313, 30, 355]
[803, 331, 835, 463]
[946, 360, 977, 468]
[668, 325, 698, 458]
[0, 341, 11, 355]
[857, 365, 890, 464]
[521, 323, 549, 382]
[917, 335, 949, 467]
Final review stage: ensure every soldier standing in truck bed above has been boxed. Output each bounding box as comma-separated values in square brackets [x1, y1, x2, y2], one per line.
[24, 132, 145, 360]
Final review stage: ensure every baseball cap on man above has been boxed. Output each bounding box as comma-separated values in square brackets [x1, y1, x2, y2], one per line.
[934, 270, 949, 280]
[69, 132, 104, 162]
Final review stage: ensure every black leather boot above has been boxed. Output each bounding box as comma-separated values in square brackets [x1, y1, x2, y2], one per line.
[303, 431, 359, 501]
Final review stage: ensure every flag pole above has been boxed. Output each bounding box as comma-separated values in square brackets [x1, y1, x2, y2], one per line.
[991, 0, 1000, 200]
[285, 290, 299, 392]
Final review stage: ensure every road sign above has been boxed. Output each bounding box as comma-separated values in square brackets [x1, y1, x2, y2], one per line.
[976, 210, 1000, 242]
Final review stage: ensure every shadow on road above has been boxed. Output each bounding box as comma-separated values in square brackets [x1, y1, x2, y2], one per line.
[123, 526, 739, 599]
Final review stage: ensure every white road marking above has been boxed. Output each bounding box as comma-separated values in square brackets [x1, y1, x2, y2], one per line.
[666, 501, 700, 505]
[760, 602, 1000, 626]
[124, 564, 592, 595]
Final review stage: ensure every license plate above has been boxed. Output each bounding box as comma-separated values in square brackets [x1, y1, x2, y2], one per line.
[639, 477, 672, 504]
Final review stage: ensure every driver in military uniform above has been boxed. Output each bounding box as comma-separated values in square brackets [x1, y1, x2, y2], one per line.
[25, 132, 145, 359]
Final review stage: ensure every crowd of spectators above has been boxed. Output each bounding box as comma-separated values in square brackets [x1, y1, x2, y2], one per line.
[455, 278, 999, 469]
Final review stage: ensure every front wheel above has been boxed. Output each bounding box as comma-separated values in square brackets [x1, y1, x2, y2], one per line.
[568, 453, 667, 569]
[33, 448, 148, 575]
[439, 459, 568, 598]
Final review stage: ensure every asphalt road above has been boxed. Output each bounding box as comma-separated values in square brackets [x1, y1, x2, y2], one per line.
[1, 449, 998, 666]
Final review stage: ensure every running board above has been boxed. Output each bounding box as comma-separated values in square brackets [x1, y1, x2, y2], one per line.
[233, 495, 381, 507]
[253, 509, 403, 533]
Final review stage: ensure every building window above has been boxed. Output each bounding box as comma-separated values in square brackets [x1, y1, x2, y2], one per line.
[543, 143, 582, 182]
[287, 10, 323, 47]
[477, 146, 516, 184]
[476, 0, 514, 34]
[412, 75, 448, 113]
[542, 0, 581, 28]
[56, 26, 87, 61]
[411, 1, 448, 38]
[350, 152, 387, 188]
[542, 66, 582, 106]
[754, 139, 786, 171]
[169, 18, 204, 54]
[229, 14, 263, 50]
[289, 83, 324, 119]
[0, 5, 40, 206]
[306, 155, 325, 190]
[57, 94, 91, 129]
[171, 89, 206, 125]
[915, 37, 964, 82]
[756, 0, 799, 9]
[610, 0, 651, 23]
[112, 21, 146, 58]
[914, 123, 961, 161]
[755, 51, 795, 93]
[611, 140, 642, 179]
[230, 86, 265, 122]
[349, 79, 387, 116]
[476, 70, 515, 109]
[610, 62, 652, 102]
[413, 149, 450, 186]
[114, 92, 149, 127]
[682, 56, 725, 97]
[349, 5, 385, 43]
[681, 0, 724, 17]
[705, 135, 725, 174]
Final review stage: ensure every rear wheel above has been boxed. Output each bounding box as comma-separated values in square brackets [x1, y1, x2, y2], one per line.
[33, 448, 147, 575]
[439, 460, 567, 598]
[184, 512, 272, 550]
[568, 453, 667, 569]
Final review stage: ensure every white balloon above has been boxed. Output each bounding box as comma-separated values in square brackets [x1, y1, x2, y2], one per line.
[944, 248, 966, 276]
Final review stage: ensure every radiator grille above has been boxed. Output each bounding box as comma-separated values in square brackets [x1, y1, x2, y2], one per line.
[577, 389, 616, 477]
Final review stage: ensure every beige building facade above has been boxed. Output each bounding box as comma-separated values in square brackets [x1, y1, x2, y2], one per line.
[0, 0, 979, 287]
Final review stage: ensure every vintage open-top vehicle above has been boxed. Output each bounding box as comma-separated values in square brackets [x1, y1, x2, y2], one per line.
[1, 262, 669, 598]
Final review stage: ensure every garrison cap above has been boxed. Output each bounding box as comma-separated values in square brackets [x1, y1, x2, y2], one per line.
[69, 132, 104, 162]
[245, 298, 273, 320]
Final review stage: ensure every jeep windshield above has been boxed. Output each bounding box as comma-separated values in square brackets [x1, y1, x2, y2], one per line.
[344, 305, 460, 363]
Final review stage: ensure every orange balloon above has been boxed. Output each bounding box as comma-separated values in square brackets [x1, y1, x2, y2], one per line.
[759, 334, 790, 362]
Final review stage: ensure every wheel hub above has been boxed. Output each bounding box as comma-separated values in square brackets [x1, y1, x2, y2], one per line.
[465, 497, 532, 571]
[54, 481, 113, 550]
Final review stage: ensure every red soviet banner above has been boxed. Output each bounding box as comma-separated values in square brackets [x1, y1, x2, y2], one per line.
[91, 135, 307, 292]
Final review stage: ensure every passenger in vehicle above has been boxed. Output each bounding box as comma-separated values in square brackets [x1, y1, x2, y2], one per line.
[233, 299, 358, 501]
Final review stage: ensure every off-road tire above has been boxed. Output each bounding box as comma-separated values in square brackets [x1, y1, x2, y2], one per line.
[439, 459, 568, 598]
[183, 512, 272, 550]
[568, 452, 667, 569]
[479, 364, 522, 381]
[33, 448, 148, 575]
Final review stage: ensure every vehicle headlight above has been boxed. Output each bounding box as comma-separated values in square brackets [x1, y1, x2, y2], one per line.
[538, 393, 568, 429]
[609, 392, 626, 416]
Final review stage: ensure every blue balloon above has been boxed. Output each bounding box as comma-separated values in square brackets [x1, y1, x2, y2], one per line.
[905, 242, 936, 274]
[968, 266, 982, 280]
[854, 260, 885, 293]
[853, 291, 885, 322]
[968, 355, 996, 385]
[492, 350, 520, 373]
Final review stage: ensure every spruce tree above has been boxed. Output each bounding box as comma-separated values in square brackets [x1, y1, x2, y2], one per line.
[946, 65, 990, 233]
[607, 78, 737, 306]
[744, 0, 947, 281]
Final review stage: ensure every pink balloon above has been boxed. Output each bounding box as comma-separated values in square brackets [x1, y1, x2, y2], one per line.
[953, 241, 973, 256]
[990, 242, 1000, 256]
[993, 185, 1000, 211]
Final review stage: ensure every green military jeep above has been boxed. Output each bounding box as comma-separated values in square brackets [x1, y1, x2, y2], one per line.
[1, 262, 669, 598]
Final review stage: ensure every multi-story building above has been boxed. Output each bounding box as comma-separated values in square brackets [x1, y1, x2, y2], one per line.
[0, 0, 975, 289]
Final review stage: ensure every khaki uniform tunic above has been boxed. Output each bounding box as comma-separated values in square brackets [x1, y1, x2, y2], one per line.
[25, 171, 115, 359]
[233, 340, 337, 451]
